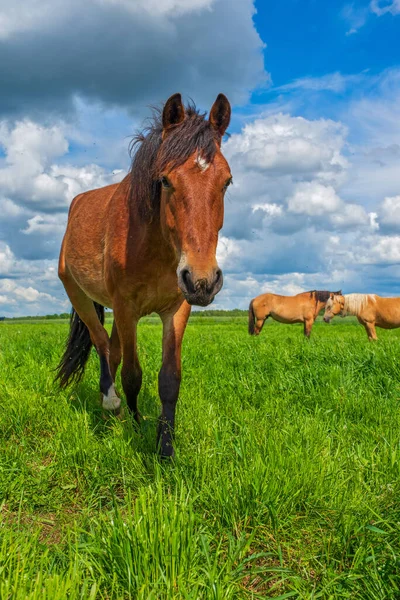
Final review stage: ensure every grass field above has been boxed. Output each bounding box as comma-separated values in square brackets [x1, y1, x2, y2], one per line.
[0, 316, 399, 599]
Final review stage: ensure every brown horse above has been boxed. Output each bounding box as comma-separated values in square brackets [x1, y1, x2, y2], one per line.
[56, 93, 232, 457]
[248, 290, 341, 338]
[323, 293, 400, 340]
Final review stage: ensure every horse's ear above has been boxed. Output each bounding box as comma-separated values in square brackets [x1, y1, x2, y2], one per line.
[330, 293, 334, 299]
[162, 93, 185, 135]
[209, 93, 231, 139]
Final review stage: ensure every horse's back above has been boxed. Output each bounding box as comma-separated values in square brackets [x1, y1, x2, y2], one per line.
[63, 182, 119, 259]
[270, 293, 310, 322]
[253, 292, 308, 308]
[252, 293, 277, 313]
[68, 181, 122, 219]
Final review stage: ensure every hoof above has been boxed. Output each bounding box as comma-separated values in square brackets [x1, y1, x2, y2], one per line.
[113, 405, 125, 420]
[158, 439, 175, 459]
[160, 448, 175, 460]
[102, 385, 122, 412]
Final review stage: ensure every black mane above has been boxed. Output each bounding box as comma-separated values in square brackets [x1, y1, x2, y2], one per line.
[129, 103, 220, 219]
[309, 290, 342, 303]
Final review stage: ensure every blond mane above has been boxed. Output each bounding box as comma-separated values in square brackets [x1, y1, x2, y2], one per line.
[343, 294, 375, 316]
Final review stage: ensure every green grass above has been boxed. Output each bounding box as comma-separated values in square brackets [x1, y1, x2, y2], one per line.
[0, 316, 399, 598]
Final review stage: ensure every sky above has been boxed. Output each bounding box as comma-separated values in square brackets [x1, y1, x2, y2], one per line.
[0, 0, 400, 316]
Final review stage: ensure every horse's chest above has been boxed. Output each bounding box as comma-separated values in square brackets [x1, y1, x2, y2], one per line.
[125, 271, 181, 315]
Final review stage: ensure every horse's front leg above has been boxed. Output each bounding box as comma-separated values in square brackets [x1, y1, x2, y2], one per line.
[158, 301, 191, 458]
[304, 317, 314, 338]
[363, 320, 378, 341]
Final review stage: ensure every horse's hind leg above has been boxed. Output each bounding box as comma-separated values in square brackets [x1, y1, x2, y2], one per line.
[109, 320, 122, 380]
[255, 316, 267, 335]
[60, 271, 121, 411]
[254, 305, 268, 336]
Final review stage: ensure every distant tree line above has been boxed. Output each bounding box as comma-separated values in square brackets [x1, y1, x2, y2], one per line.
[0, 313, 71, 321]
[1, 308, 247, 321]
[191, 308, 247, 317]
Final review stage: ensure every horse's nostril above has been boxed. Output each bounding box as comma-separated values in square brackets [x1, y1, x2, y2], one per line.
[182, 269, 189, 285]
[181, 268, 194, 293]
[215, 269, 222, 284]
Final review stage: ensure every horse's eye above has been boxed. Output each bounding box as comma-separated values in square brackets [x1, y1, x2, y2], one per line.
[161, 176, 172, 189]
[223, 177, 232, 191]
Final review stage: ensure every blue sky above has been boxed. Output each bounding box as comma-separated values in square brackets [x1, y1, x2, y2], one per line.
[0, 0, 400, 315]
[256, 1, 400, 87]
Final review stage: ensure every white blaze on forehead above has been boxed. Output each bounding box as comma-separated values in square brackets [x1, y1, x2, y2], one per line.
[195, 154, 209, 172]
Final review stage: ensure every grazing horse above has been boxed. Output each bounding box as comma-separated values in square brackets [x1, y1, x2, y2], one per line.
[56, 93, 232, 457]
[323, 293, 400, 340]
[248, 290, 341, 338]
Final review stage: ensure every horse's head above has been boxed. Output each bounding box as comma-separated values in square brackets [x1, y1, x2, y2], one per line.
[323, 293, 345, 323]
[157, 93, 231, 306]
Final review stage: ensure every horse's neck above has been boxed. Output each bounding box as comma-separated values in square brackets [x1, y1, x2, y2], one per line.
[343, 295, 365, 316]
[108, 178, 177, 268]
[127, 194, 178, 266]
[315, 300, 325, 316]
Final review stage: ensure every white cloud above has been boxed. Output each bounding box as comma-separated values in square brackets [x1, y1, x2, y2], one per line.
[0, 242, 14, 275]
[359, 235, 400, 265]
[0, 120, 120, 213]
[0, 120, 68, 167]
[98, 0, 215, 17]
[0, 278, 66, 315]
[338, 69, 400, 212]
[276, 72, 365, 92]
[220, 109, 375, 245]
[0, 0, 215, 39]
[329, 203, 371, 228]
[252, 203, 283, 216]
[341, 4, 370, 35]
[21, 214, 67, 236]
[0, 197, 24, 217]
[341, 1, 400, 35]
[224, 113, 348, 181]
[378, 195, 400, 231]
[216, 236, 241, 269]
[0, 118, 124, 274]
[288, 182, 341, 216]
[370, 0, 400, 16]
[0, 0, 266, 118]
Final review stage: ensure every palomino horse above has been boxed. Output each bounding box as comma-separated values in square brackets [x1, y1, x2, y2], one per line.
[323, 293, 400, 340]
[248, 290, 341, 338]
[56, 93, 232, 457]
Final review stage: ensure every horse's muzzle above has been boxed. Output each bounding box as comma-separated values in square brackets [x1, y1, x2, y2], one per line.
[178, 267, 223, 306]
[323, 316, 331, 323]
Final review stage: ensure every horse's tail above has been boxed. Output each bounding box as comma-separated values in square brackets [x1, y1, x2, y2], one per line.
[248, 299, 256, 335]
[55, 302, 104, 388]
